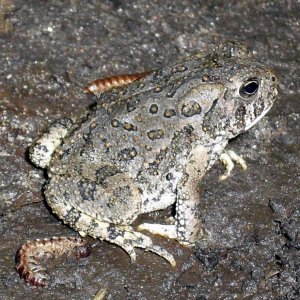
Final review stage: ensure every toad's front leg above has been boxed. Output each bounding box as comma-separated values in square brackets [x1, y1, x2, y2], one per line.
[219, 150, 247, 181]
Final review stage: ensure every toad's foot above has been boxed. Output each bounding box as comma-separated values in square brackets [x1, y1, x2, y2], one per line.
[75, 217, 176, 267]
[111, 229, 177, 267]
[219, 150, 247, 181]
[16, 237, 91, 287]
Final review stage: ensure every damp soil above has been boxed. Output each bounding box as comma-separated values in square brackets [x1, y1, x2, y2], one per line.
[0, 1, 299, 299]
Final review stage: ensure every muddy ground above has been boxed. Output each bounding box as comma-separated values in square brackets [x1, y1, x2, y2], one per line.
[0, 1, 299, 299]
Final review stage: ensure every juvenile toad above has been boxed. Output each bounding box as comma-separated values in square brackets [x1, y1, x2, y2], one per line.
[18, 41, 278, 285]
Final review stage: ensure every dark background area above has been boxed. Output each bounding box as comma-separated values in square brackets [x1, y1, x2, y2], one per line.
[0, 1, 299, 299]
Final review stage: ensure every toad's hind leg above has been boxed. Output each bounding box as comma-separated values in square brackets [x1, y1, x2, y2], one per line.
[49, 203, 176, 266]
[79, 217, 176, 266]
[45, 174, 176, 267]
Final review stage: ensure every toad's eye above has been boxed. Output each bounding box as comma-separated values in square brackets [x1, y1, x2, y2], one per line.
[239, 78, 259, 98]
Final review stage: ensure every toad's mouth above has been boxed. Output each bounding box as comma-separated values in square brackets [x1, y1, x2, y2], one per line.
[244, 103, 273, 131]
